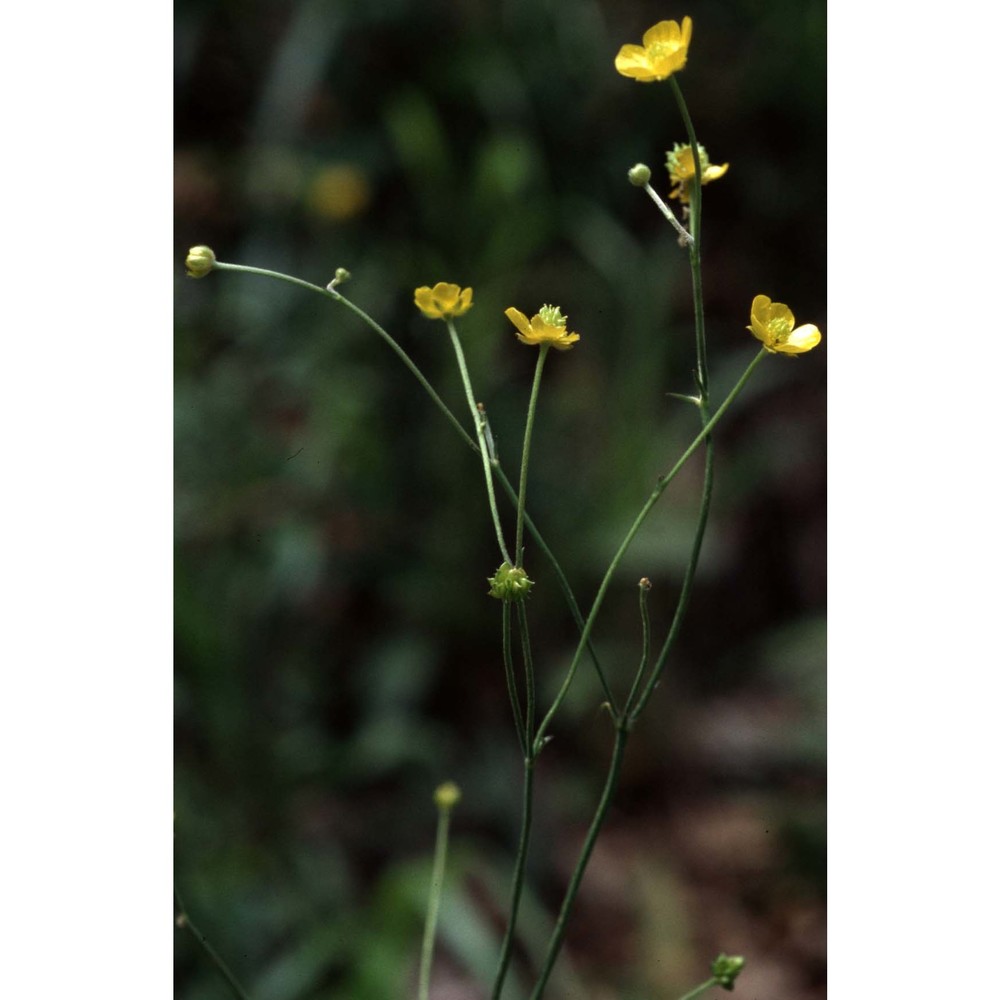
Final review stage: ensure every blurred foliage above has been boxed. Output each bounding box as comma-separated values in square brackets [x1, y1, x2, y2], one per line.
[175, 0, 825, 997]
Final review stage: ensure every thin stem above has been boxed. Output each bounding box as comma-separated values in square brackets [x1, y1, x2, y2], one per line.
[515, 344, 550, 566]
[669, 78, 707, 396]
[675, 979, 719, 1000]
[210, 261, 614, 700]
[641, 182, 694, 246]
[516, 601, 536, 743]
[502, 601, 528, 757]
[417, 800, 456, 1000]
[497, 473, 616, 712]
[212, 262, 476, 451]
[492, 603, 538, 999]
[446, 319, 513, 566]
[630, 424, 714, 724]
[491, 759, 535, 1000]
[528, 726, 629, 1000]
[623, 580, 653, 719]
[174, 886, 251, 1000]
[532, 349, 768, 756]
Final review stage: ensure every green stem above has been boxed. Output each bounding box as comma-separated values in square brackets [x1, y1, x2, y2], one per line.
[174, 886, 251, 1000]
[446, 319, 513, 566]
[497, 474, 616, 712]
[532, 349, 768, 756]
[417, 801, 455, 1000]
[492, 602, 538, 999]
[502, 601, 528, 757]
[669, 77, 707, 396]
[491, 758, 535, 1000]
[515, 344, 550, 566]
[527, 726, 629, 1000]
[623, 579, 653, 719]
[516, 602, 537, 743]
[641, 181, 693, 245]
[675, 979, 719, 1000]
[630, 424, 714, 724]
[212, 262, 476, 451]
[210, 261, 613, 701]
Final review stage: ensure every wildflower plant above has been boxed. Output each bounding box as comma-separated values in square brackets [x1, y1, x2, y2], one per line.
[179, 12, 822, 1000]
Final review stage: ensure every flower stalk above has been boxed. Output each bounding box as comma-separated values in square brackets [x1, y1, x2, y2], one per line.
[418, 783, 461, 1000]
[446, 319, 513, 565]
[515, 343, 550, 566]
[532, 347, 768, 757]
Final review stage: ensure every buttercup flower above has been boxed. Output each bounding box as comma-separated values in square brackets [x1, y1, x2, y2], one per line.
[414, 282, 474, 320]
[504, 304, 580, 351]
[748, 295, 821, 355]
[614, 18, 692, 83]
[666, 143, 729, 204]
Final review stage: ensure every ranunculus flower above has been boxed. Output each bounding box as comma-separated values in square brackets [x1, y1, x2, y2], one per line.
[614, 18, 693, 83]
[748, 295, 822, 354]
[414, 282, 474, 319]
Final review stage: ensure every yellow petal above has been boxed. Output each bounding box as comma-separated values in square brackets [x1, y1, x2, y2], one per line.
[643, 20, 683, 48]
[681, 15, 693, 48]
[432, 282, 461, 310]
[768, 301, 796, 328]
[454, 287, 474, 316]
[615, 45, 654, 79]
[551, 331, 580, 351]
[779, 324, 822, 354]
[750, 294, 772, 323]
[415, 286, 443, 319]
[747, 321, 770, 347]
[704, 163, 729, 182]
[504, 307, 534, 340]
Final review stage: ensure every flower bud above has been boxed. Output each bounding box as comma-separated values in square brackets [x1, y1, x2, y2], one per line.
[185, 245, 216, 278]
[711, 954, 746, 991]
[331, 267, 351, 287]
[628, 163, 651, 187]
[487, 562, 534, 602]
[434, 781, 461, 810]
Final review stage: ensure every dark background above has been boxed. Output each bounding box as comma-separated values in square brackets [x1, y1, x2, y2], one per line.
[175, 1, 826, 997]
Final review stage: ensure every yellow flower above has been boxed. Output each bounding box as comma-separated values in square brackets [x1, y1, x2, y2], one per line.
[666, 143, 729, 204]
[614, 18, 693, 83]
[747, 295, 822, 355]
[504, 304, 580, 351]
[414, 282, 474, 319]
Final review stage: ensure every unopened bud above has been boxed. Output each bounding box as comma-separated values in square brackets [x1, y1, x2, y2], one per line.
[711, 954, 746, 991]
[434, 781, 461, 810]
[628, 163, 651, 187]
[185, 245, 216, 278]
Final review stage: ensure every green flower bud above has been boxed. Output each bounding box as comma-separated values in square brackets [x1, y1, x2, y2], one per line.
[487, 562, 534, 602]
[185, 245, 216, 278]
[331, 267, 351, 287]
[434, 781, 461, 810]
[711, 954, 746, 991]
[628, 163, 651, 186]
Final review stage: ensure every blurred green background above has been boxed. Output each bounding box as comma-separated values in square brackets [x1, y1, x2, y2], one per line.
[175, 1, 825, 997]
